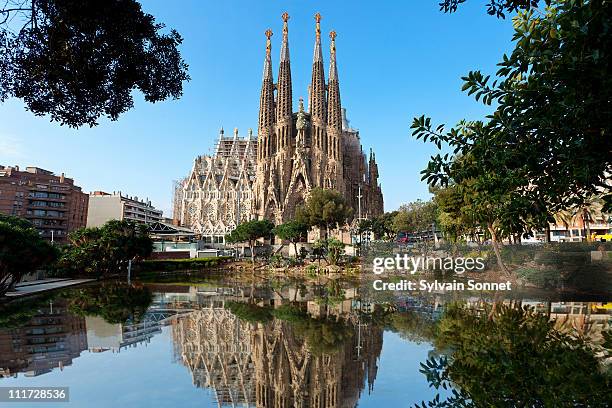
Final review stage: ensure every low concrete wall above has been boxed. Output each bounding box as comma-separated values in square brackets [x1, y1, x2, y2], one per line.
[149, 251, 191, 260]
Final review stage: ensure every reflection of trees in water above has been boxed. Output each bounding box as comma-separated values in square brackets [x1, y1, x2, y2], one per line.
[415, 303, 611, 407]
[64, 283, 152, 324]
[172, 303, 383, 407]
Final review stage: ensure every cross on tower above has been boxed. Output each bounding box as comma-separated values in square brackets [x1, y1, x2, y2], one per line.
[282, 12, 289, 22]
[314, 12, 321, 23]
[265, 29, 273, 39]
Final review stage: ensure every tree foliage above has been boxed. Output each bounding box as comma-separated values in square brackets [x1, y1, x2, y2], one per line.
[438, 0, 540, 18]
[59, 219, 152, 278]
[432, 185, 478, 243]
[0, 0, 189, 127]
[273, 220, 308, 257]
[359, 211, 399, 241]
[417, 303, 611, 407]
[295, 188, 353, 235]
[326, 238, 345, 266]
[393, 199, 438, 234]
[414, 1, 611, 271]
[0, 214, 57, 296]
[226, 219, 274, 264]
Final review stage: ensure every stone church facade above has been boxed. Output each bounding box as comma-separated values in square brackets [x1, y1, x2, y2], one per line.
[254, 13, 383, 224]
[174, 13, 383, 236]
[174, 128, 257, 242]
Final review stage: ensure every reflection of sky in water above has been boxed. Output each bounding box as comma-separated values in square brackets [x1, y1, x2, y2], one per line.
[0, 327, 444, 408]
[357, 332, 449, 408]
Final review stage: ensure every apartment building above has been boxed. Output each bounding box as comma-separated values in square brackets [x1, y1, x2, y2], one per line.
[87, 191, 162, 228]
[0, 165, 88, 242]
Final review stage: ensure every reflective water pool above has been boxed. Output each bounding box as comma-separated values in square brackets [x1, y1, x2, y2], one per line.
[1, 278, 610, 407]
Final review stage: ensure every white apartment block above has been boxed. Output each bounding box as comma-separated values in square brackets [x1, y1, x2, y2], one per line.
[87, 191, 162, 228]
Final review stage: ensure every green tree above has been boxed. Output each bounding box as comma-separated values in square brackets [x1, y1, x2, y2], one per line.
[326, 238, 345, 266]
[226, 219, 274, 265]
[296, 188, 353, 238]
[273, 220, 308, 257]
[312, 238, 327, 264]
[0, 215, 57, 296]
[414, 0, 612, 249]
[392, 199, 438, 234]
[0, 0, 189, 127]
[60, 220, 152, 278]
[417, 303, 611, 407]
[432, 184, 475, 243]
[372, 211, 398, 240]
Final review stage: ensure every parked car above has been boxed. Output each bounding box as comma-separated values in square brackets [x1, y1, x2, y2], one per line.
[591, 229, 612, 242]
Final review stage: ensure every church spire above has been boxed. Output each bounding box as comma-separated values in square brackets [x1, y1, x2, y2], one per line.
[258, 29, 275, 132]
[258, 29, 275, 160]
[309, 12, 326, 126]
[276, 12, 293, 123]
[327, 30, 342, 131]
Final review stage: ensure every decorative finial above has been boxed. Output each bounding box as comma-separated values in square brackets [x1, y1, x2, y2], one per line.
[329, 30, 337, 41]
[330, 31, 337, 55]
[265, 29, 272, 55]
[282, 12, 289, 22]
[298, 97, 305, 112]
[314, 13, 321, 39]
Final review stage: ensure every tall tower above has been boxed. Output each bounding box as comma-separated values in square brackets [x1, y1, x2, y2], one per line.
[309, 12, 327, 188]
[276, 12, 293, 152]
[258, 29, 275, 162]
[326, 30, 344, 192]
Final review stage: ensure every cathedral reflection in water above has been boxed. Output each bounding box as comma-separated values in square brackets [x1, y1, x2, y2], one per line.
[171, 290, 383, 408]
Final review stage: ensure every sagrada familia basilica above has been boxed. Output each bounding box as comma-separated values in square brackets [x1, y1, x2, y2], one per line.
[174, 13, 384, 241]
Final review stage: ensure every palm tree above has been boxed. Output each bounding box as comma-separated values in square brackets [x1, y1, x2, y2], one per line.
[552, 196, 606, 241]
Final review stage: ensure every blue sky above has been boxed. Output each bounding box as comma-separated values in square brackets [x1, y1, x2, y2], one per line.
[0, 0, 515, 215]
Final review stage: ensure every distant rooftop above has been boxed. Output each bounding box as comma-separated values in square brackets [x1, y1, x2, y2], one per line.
[90, 190, 155, 207]
[0, 165, 72, 181]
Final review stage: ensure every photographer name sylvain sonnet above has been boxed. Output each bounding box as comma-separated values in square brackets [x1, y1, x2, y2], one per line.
[372, 279, 513, 292]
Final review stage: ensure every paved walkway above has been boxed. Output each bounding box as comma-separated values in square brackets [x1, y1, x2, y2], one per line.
[5, 279, 95, 298]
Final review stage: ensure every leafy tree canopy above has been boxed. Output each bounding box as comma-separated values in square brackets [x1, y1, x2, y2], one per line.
[393, 199, 438, 234]
[296, 188, 353, 233]
[414, 0, 611, 260]
[0, 214, 57, 296]
[273, 220, 308, 256]
[226, 219, 274, 244]
[0, 0, 189, 127]
[359, 211, 398, 240]
[60, 219, 152, 277]
[226, 219, 274, 264]
[439, 0, 540, 18]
